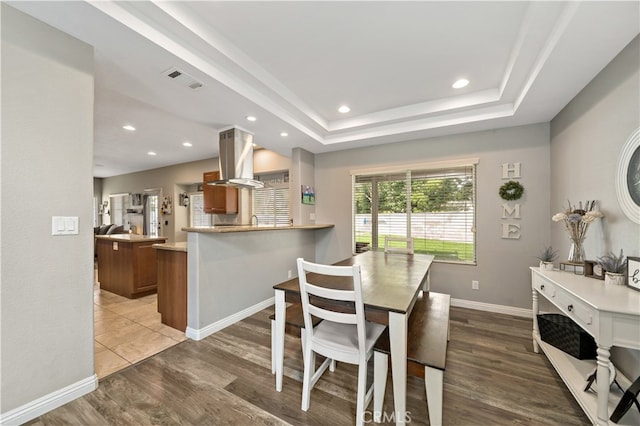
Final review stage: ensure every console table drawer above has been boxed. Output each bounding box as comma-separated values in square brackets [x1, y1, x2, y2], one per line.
[533, 273, 556, 298]
[554, 288, 595, 336]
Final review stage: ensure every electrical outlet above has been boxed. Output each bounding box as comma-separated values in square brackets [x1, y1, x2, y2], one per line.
[287, 270, 293, 279]
[472, 280, 479, 290]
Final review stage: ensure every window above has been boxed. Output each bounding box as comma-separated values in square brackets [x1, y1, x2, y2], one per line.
[109, 194, 127, 226]
[188, 192, 212, 227]
[254, 172, 290, 226]
[145, 192, 160, 237]
[353, 162, 476, 264]
[93, 196, 99, 227]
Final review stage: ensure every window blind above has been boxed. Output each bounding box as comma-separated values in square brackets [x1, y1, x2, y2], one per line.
[188, 192, 212, 227]
[254, 172, 290, 226]
[353, 164, 476, 263]
[254, 187, 290, 225]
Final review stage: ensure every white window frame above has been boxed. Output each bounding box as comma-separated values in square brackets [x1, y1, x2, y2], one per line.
[351, 159, 478, 264]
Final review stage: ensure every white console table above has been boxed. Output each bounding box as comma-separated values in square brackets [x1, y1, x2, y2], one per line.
[531, 268, 640, 426]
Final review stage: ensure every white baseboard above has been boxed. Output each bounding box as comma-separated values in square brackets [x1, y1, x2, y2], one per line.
[184, 297, 531, 342]
[186, 297, 275, 341]
[451, 298, 532, 318]
[0, 374, 98, 426]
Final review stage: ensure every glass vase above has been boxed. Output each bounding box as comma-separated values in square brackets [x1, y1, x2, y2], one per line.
[567, 238, 585, 264]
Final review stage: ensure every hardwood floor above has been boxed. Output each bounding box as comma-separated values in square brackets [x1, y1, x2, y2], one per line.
[28, 305, 590, 425]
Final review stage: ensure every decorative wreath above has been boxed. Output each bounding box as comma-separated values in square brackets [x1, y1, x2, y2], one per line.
[499, 180, 524, 201]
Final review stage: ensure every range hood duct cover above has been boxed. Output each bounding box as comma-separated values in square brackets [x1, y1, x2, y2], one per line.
[207, 127, 264, 189]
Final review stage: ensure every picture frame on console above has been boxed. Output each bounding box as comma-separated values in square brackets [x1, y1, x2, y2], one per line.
[627, 256, 640, 291]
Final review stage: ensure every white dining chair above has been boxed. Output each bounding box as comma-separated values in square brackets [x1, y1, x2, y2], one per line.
[383, 236, 430, 291]
[383, 235, 414, 254]
[296, 257, 386, 426]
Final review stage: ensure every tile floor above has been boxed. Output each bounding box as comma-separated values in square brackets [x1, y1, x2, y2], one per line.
[93, 279, 186, 379]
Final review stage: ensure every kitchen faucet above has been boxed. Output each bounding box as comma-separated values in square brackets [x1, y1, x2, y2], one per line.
[251, 215, 259, 226]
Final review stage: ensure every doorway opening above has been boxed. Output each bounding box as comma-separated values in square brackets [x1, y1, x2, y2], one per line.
[94, 188, 183, 379]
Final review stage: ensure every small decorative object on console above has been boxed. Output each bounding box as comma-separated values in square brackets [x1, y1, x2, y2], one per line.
[627, 256, 640, 291]
[584, 260, 605, 280]
[597, 249, 627, 286]
[536, 246, 557, 271]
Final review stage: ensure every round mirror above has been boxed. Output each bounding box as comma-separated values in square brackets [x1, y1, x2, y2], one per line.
[616, 127, 640, 224]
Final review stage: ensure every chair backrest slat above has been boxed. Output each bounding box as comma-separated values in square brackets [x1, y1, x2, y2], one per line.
[384, 236, 414, 254]
[305, 282, 356, 302]
[308, 304, 357, 324]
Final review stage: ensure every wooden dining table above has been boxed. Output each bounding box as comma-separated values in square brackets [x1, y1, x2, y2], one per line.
[273, 250, 434, 425]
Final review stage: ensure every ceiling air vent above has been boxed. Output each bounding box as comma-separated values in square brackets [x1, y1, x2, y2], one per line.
[163, 67, 203, 90]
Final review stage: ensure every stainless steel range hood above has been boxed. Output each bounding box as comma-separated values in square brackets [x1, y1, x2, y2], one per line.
[207, 127, 264, 189]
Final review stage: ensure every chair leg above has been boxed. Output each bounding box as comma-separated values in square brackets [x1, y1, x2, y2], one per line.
[270, 319, 275, 374]
[330, 359, 336, 372]
[355, 361, 368, 426]
[373, 351, 388, 423]
[425, 366, 444, 426]
[301, 344, 315, 411]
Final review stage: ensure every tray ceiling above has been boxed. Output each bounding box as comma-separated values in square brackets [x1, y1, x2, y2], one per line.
[8, 1, 639, 177]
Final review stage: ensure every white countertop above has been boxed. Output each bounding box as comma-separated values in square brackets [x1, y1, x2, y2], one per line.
[95, 234, 168, 243]
[152, 242, 188, 252]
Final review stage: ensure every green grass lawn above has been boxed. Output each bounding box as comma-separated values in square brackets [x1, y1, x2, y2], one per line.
[356, 234, 474, 262]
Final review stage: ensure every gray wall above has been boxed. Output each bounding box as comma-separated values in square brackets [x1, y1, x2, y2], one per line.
[550, 35, 640, 379]
[187, 229, 318, 332]
[1, 4, 95, 415]
[315, 123, 551, 310]
[290, 147, 316, 225]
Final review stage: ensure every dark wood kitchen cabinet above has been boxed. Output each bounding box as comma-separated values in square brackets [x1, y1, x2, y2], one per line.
[96, 234, 167, 298]
[155, 243, 187, 332]
[203, 171, 238, 214]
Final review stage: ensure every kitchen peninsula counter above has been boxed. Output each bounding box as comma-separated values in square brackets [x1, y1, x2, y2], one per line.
[183, 223, 334, 340]
[182, 224, 334, 233]
[96, 234, 167, 298]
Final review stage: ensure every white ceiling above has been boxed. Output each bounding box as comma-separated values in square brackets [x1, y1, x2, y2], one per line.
[9, 1, 640, 178]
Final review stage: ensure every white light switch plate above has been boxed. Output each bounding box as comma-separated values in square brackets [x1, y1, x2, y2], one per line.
[52, 216, 79, 235]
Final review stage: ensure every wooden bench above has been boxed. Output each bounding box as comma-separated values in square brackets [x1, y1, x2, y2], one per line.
[269, 303, 326, 374]
[373, 291, 450, 425]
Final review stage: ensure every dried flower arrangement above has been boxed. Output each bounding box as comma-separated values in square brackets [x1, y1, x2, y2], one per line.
[552, 200, 604, 263]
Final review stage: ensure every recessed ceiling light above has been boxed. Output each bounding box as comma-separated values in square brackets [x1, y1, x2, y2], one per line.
[123, 125, 136, 131]
[338, 105, 350, 113]
[280, 132, 288, 137]
[452, 79, 469, 89]
[147, 151, 157, 156]
[246, 116, 257, 122]
[182, 142, 193, 147]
